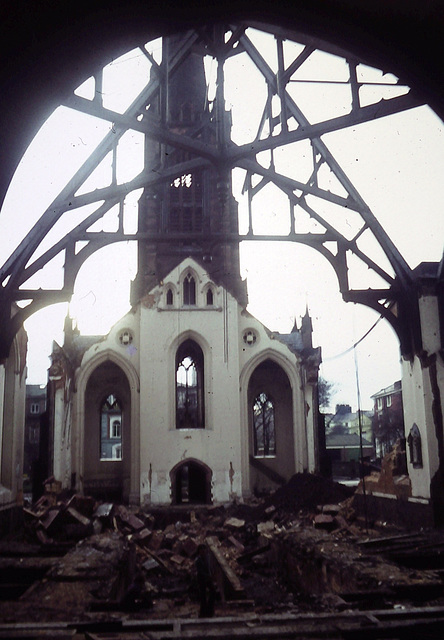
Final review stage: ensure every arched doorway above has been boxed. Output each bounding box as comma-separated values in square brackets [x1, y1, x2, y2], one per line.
[171, 459, 212, 505]
[248, 359, 294, 494]
[83, 360, 131, 501]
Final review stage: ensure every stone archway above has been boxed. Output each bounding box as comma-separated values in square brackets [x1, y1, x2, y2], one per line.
[247, 359, 295, 494]
[170, 459, 212, 505]
[83, 360, 131, 501]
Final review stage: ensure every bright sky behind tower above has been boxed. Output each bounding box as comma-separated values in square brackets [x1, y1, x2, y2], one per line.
[1, 27, 444, 412]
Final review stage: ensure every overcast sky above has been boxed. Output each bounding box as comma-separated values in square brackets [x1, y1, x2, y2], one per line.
[1, 29, 443, 412]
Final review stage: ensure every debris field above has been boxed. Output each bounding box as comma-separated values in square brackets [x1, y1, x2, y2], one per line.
[1, 473, 444, 627]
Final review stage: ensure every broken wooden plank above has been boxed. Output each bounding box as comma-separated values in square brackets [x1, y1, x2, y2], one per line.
[136, 543, 172, 574]
[205, 536, 245, 600]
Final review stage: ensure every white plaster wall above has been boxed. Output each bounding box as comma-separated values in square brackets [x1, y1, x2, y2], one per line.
[401, 295, 443, 500]
[402, 357, 435, 499]
[82, 311, 141, 373]
[419, 295, 441, 353]
[74, 258, 315, 505]
[139, 260, 243, 504]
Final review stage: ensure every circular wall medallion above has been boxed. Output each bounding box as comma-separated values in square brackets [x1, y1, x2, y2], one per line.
[243, 329, 257, 346]
[118, 329, 133, 346]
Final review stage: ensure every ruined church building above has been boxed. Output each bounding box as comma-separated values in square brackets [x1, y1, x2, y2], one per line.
[48, 41, 322, 505]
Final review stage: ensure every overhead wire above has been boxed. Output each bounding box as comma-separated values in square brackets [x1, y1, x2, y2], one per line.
[323, 312, 385, 361]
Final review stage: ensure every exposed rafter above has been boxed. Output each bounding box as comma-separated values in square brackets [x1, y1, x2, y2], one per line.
[0, 23, 429, 359]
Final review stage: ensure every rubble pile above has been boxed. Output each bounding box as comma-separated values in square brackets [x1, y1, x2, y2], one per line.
[1, 473, 443, 623]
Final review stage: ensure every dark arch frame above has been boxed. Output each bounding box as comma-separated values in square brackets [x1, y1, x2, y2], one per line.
[1, 3, 443, 362]
[252, 391, 276, 457]
[2, 1, 444, 207]
[176, 338, 205, 429]
[99, 393, 123, 462]
[170, 457, 213, 504]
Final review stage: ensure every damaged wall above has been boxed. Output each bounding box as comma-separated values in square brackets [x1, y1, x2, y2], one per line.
[52, 258, 321, 506]
[0, 327, 27, 532]
[401, 289, 444, 521]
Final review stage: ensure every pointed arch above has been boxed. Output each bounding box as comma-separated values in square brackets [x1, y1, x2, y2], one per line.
[239, 348, 307, 494]
[74, 349, 140, 502]
[100, 393, 123, 461]
[252, 391, 276, 457]
[76, 348, 140, 394]
[240, 348, 299, 393]
[168, 330, 212, 430]
[179, 266, 200, 306]
[176, 339, 204, 429]
[182, 271, 196, 305]
[205, 286, 214, 306]
[170, 458, 212, 504]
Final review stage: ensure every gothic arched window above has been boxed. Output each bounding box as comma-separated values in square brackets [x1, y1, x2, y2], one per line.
[176, 340, 204, 429]
[183, 273, 196, 305]
[206, 288, 214, 306]
[100, 394, 123, 460]
[253, 392, 276, 457]
[166, 288, 174, 305]
[408, 423, 423, 468]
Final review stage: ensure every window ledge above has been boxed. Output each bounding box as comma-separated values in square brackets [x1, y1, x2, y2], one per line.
[158, 307, 222, 312]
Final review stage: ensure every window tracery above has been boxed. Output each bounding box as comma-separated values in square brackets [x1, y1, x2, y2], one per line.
[183, 273, 196, 305]
[253, 392, 276, 457]
[408, 423, 423, 468]
[176, 339, 204, 429]
[118, 330, 133, 346]
[243, 329, 257, 346]
[100, 394, 123, 460]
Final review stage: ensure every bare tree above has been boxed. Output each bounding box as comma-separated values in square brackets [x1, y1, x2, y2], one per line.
[318, 377, 335, 409]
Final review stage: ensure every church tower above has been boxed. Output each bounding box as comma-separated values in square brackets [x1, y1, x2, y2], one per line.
[46, 31, 322, 506]
[131, 34, 247, 307]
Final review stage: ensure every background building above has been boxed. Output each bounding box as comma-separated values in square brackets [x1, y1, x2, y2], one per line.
[325, 432, 374, 479]
[23, 384, 46, 496]
[325, 404, 374, 478]
[371, 381, 404, 459]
